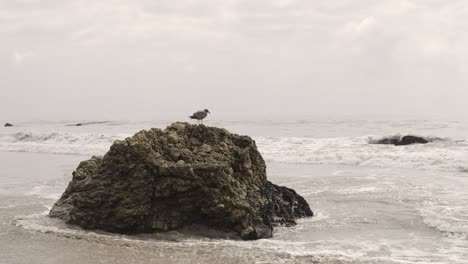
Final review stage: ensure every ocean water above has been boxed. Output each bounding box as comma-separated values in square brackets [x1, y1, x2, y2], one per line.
[1, 118, 468, 263]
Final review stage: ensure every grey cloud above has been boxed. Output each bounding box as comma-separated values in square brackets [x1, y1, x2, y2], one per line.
[1, 0, 467, 120]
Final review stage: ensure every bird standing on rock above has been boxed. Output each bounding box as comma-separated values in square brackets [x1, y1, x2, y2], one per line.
[189, 109, 210, 124]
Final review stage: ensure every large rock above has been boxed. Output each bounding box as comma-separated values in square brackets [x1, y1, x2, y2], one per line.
[371, 135, 429, 146]
[49, 122, 313, 240]
[4, 123, 13, 127]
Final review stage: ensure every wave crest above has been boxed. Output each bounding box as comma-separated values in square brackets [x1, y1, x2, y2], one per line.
[1, 131, 467, 172]
[0, 132, 127, 155]
[256, 135, 467, 172]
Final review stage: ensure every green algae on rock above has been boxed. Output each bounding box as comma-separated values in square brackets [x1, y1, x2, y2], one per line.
[49, 122, 313, 240]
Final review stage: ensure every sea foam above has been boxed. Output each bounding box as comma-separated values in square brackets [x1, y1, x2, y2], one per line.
[256, 135, 468, 172]
[1, 131, 467, 172]
[0, 131, 127, 155]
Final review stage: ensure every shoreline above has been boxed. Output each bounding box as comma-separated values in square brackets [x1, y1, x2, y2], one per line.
[0, 151, 467, 263]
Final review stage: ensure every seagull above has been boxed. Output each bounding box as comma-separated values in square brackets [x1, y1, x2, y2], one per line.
[189, 109, 210, 124]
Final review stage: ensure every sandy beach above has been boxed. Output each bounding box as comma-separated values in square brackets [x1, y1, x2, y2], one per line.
[1, 149, 467, 264]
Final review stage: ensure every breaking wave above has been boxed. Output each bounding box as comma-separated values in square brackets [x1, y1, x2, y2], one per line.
[65, 121, 110, 127]
[1, 131, 467, 172]
[0, 132, 128, 155]
[420, 204, 468, 239]
[256, 135, 468, 172]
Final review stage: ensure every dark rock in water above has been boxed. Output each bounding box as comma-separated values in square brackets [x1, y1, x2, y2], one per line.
[4, 123, 13, 127]
[399, 135, 429, 145]
[372, 135, 429, 146]
[374, 137, 399, 145]
[68, 122, 108, 127]
[49, 122, 313, 240]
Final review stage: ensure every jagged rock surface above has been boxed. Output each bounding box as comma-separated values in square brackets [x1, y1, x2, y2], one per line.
[49, 122, 313, 240]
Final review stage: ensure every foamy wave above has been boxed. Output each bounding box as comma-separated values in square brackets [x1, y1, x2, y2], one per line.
[1, 131, 467, 172]
[0, 132, 128, 155]
[420, 202, 468, 239]
[15, 211, 467, 263]
[14, 211, 133, 242]
[256, 136, 468, 172]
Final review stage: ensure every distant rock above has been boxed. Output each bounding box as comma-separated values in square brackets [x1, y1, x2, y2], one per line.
[49, 122, 313, 240]
[371, 135, 429, 146]
[4, 123, 13, 127]
[67, 121, 109, 127]
[399, 136, 429, 145]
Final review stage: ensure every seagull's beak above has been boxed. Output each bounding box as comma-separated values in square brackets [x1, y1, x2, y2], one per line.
[207, 110, 211, 114]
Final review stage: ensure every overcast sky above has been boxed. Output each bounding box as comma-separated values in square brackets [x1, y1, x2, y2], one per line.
[1, 0, 468, 121]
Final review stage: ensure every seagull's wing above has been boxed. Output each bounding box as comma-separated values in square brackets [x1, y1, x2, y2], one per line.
[194, 111, 207, 119]
[189, 110, 203, 119]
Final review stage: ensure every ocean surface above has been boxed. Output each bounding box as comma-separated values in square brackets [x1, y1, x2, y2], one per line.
[1, 118, 468, 263]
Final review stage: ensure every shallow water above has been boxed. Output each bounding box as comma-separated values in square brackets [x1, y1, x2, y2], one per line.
[1, 151, 467, 263]
[2, 119, 468, 172]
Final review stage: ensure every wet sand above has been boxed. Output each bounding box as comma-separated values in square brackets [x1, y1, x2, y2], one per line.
[1, 151, 467, 264]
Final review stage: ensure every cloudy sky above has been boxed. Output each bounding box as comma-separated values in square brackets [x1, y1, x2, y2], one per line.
[1, 0, 467, 121]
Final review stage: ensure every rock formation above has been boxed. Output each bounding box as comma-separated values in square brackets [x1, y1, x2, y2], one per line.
[49, 122, 313, 240]
[4, 123, 13, 127]
[371, 135, 429, 146]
